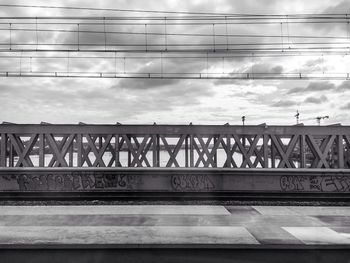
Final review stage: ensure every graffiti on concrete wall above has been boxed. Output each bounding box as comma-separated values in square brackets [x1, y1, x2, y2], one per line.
[14, 173, 141, 191]
[280, 175, 307, 191]
[280, 175, 350, 192]
[171, 174, 215, 191]
[1, 170, 349, 193]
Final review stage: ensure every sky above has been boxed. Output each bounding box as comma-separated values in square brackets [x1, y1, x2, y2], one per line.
[0, 0, 349, 125]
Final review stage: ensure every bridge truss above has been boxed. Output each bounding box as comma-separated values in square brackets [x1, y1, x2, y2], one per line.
[0, 124, 349, 169]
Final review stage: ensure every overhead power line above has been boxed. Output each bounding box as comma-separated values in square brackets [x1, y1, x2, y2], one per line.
[0, 71, 349, 80]
[0, 7, 348, 80]
[0, 4, 253, 16]
[0, 4, 347, 17]
[1, 27, 349, 40]
[0, 15, 349, 21]
[1, 48, 349, 55]
[1, 44, 349, 50]
[0, 53, 345, 59]
[0, 20, 348, 25]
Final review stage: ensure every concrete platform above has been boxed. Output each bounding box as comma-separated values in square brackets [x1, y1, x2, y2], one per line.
[1, 205, 350, 262]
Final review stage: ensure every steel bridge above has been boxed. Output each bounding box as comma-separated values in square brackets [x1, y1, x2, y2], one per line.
[0, 124, 349, 199]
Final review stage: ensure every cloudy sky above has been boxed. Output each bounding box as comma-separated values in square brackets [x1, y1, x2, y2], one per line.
[0, 0, 349, 125]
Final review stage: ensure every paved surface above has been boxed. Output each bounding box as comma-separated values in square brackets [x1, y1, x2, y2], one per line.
[1, 205, 350, 247]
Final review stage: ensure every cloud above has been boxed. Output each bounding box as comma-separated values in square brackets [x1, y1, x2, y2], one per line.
[109, 79, 215, 119]
[300, 58, 328, 73]
[288, 81, 350, 96]
[115, 59, 193, 90]
[214, 62, 284, 86]
[337, 81, 350, 92]
[118, 78, 180, 90]
[271, 100, 297, 107]
[304, 1, 350, 33]
[322, 0, 350, 13]
[0, 76, 215, 123]
[340, 102, 350, 110]
[1, 0, 350, 126]
[287, 86, 306, 94]
[116, 60, 211, 93]
[287, 81, 335, 94]
[302, 82, 335, 91]
[250, 63, 284, 74]
[304, 95, 328, 104]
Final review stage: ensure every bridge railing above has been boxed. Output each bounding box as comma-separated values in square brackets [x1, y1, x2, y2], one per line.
[0, 124, 349, 168]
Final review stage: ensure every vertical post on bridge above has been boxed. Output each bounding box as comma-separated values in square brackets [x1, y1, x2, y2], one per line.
[156, 135, 160, 167]
[115, 134, 120, 167]
[0, 133, 6, 167]
[263, 134, 269, 168]
[77, 134, 82, 167]
[190, 134, 194, 167]
[185, 135, 189, 167]
[226, 134, 231, 168]
[242, 126, 246, 168]
[69, 137, 73, 167]
[9, 140, 13, 167]
[338, 134, 344, 168]
[152, 134, 158, 167]
[213, 136, 217, 167]
[127, 135, 131, 167]
[98, 136, 103, 151]
[299, 134, 305, 168]
[39, 133, 44, 167]
[271, 140, 276, 168]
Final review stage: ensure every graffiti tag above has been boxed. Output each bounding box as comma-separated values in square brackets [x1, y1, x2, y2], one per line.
[280, 175, 350, 192]
[171, 174, 215, 191]
[16, 173, 140, 191]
